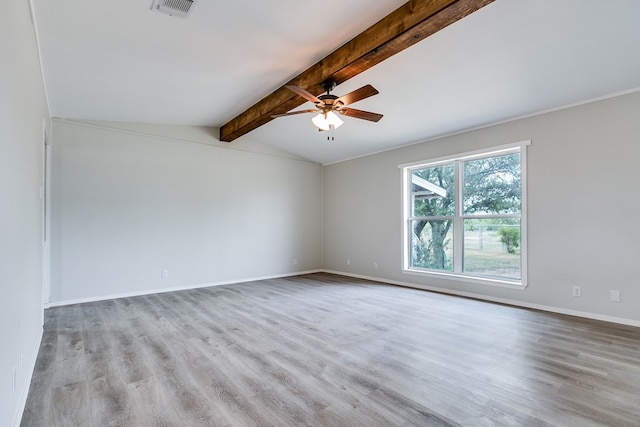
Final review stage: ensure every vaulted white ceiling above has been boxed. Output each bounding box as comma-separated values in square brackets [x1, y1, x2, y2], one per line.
[32, 0, 640, 164]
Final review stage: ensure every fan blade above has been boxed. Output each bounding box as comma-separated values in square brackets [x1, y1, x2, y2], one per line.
[335, 85, 378, 106]
[285, 85, 321, 104]
[271, 109, 317, 118]
[339, 108, 383, 122]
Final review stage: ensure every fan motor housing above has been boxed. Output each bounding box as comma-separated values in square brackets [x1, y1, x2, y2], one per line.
[317, 94, 342, 112]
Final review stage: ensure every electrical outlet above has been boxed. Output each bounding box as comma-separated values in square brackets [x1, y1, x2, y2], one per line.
[161, 270, 169, 279]
[610, 290, 621, 303]
[293, 258, 297, 265]
[346, 258, 351, 266]
[572, 286, 581, 297]
[373, 262, 378, 270]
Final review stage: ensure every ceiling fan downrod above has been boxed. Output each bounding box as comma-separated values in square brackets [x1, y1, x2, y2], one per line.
[320, 79, 337, 94]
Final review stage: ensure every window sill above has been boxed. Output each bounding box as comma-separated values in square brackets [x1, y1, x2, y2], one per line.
[402, 268, 527, 290]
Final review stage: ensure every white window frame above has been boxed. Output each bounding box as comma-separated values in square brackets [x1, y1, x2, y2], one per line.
[400, 141, 530, 289]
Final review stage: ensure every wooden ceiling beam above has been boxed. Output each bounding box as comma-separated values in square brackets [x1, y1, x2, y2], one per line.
[219, 0, 494, 142]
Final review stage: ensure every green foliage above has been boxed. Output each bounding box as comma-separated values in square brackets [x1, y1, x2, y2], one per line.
[463, 153, 521, 215]
[498, 227, 520, 254]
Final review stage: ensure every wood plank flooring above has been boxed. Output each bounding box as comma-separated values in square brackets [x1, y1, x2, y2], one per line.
[21, 273, 640, 426]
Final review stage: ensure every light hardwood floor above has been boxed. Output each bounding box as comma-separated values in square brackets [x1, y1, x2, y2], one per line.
[22, 273, 640, 426]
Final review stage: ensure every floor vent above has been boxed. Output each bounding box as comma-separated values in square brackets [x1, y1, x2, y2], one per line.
[150, 0, 196, 18]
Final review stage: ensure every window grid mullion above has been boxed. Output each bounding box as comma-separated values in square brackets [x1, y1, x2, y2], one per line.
[461, 214, 521, 220]
[408, 216, 455, 221]
[453, 160, 463, 274]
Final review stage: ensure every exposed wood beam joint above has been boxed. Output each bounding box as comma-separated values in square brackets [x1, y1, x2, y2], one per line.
[220, 0, 494, 142]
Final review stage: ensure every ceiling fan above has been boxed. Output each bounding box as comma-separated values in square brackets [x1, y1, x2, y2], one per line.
[272, 79, 383, 132]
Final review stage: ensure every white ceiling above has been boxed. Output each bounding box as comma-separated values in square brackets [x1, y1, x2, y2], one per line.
[32, 0, 640, 164]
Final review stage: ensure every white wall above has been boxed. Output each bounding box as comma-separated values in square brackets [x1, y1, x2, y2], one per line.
[323, 91, 640, 324]
[0, 0, 50, 425]
[50, 120, 322, 303]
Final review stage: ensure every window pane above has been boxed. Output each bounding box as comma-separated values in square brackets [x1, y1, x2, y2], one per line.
[463, 153, 521, 215]
[410, 219, 453, 271]
[463, 218, 520, 279]
[411, 164, 455, 217]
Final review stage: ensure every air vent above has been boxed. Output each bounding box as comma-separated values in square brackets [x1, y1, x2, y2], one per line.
[151, 0, 196, 18]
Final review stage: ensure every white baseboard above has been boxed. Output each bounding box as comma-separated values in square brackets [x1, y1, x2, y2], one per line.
[45, 268, 640, 328]
[322, 270, 640, 328]
[45, 270, 323, 308]
[13, 327, 43, 427]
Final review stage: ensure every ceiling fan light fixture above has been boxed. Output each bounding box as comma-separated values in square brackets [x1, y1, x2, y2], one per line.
[312, 111, 344, 131]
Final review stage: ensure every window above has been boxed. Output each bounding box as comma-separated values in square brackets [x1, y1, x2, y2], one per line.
[401, 142, 529, 287]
